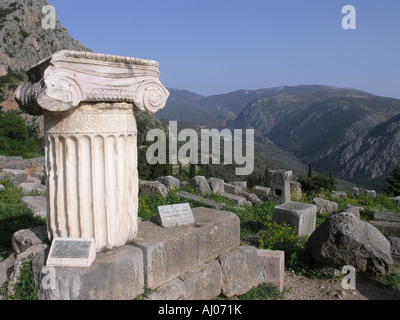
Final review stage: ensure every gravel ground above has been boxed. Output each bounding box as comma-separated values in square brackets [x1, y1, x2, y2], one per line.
[282, 271, 400, 300]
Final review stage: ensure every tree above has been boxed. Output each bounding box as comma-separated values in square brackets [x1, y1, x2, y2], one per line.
[384, 163, 400, 196]
[307, 163, 313, 178]
[188, 163, 196, 180]
[262, 165, 271, 187]
[297, 173, 336, 195]
[0, 109, 38, 158]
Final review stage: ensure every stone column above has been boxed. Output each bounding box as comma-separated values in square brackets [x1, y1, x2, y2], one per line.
[15, 50, 169, 252]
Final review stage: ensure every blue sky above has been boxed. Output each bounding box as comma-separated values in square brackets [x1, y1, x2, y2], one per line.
[48, 0, 400, 98]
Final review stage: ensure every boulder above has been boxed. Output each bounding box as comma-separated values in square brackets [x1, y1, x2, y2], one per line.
[140, 180, 168, 198]
[190, 176, 212, 194]
[306, 212, 393, 275]
[157, 176, 180, 190]
[312, 197, 338, 214]
[207, 178, 225, 194]
[11, 225, 48, 255]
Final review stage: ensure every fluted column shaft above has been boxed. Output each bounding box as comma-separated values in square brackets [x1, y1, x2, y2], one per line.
[44, 102, 138, 252]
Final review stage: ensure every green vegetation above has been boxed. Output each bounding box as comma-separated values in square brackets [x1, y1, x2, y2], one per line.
[237, 283, 285, 300]
[384, 162, 400, 196]
[0, 109, 42, 158]
[297, 173, 337, 195]
[0, 69, 27, 103]
[0, 179, 46, 258]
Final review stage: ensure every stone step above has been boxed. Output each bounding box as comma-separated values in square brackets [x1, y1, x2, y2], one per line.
[134, 207, 240, 289]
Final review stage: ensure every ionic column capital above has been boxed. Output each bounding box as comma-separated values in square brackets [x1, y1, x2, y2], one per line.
[14, 50, 170, 115]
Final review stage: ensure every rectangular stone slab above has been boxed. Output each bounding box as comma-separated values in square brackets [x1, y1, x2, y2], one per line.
[46, 238, 96, 268]
[134, 207, 240, 289]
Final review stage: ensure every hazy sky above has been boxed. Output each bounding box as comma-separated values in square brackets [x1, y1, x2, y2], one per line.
[47, 0, 400, 98]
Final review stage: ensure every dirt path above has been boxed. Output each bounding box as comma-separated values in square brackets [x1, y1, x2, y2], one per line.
[282, 271, 400, 300]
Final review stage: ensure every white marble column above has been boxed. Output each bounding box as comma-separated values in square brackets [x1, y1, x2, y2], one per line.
[15, 50, 169, 251]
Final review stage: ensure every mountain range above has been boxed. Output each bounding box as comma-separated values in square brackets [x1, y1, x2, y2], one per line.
[159, 86, 400, 190]
[1, 0, 399, 191]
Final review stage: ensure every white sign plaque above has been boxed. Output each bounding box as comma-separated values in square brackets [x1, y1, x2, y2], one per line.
[157, 203, 194, 227]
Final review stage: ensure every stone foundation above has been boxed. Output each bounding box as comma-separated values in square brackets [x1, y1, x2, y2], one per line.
[6, 207, 285, 300]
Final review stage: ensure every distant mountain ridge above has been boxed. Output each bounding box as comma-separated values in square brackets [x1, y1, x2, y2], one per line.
[159, 85, 400, 190]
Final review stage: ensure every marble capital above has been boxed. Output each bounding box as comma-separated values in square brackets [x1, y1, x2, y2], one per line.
[15, 50, 170, 115]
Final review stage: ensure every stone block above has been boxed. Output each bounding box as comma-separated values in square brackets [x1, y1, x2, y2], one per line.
[231, 181, 247, 190]
[0, 169, 27, 186]
[157, 176, 180, 190]
[257, 249, 285, 292]
[178, 191, 225, 210]
[0, 254, 15, 290]
[207, 178, 225, 194]
[269, 170, 292, 204]
[313, 197, 338, 214]
[220, 192, 248, 205]
[32, 245, 144, 300]
[19, 182, 46, 195]
[244, 192, 262, 205]
[223, 183, 242, 196]
[8, 244, 48, 295]
[366, 190, 376, 198]
[147, 278, 186, 300]
[342, 205, 363, 219]
[252, 186, 271, 200]
[219, 246, 259, 297]
[290, 181, 302, 201]
[180, 260, 222, 300]
[272, 201, 317, 236]
[190, 176, 212, 194]
[140, 180, 168, 198]
[370, 221, 400, 237]
[11, 225, 48, 255]
[134, 207, 240, 289]
[331, 191, 347, 198]
[21, 196, 48, 218]
[352, 187, 360, 195]
[374, 211, 400, 223]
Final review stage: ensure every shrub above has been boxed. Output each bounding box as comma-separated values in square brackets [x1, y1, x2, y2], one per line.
[297, 174, 336, 194]
[258, 222, 302, 258]
[0, 109, 39, 158]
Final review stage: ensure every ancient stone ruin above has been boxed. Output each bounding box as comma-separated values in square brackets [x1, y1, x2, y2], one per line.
[5, 50, 285, 300]
[15, 50, 170, 252]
